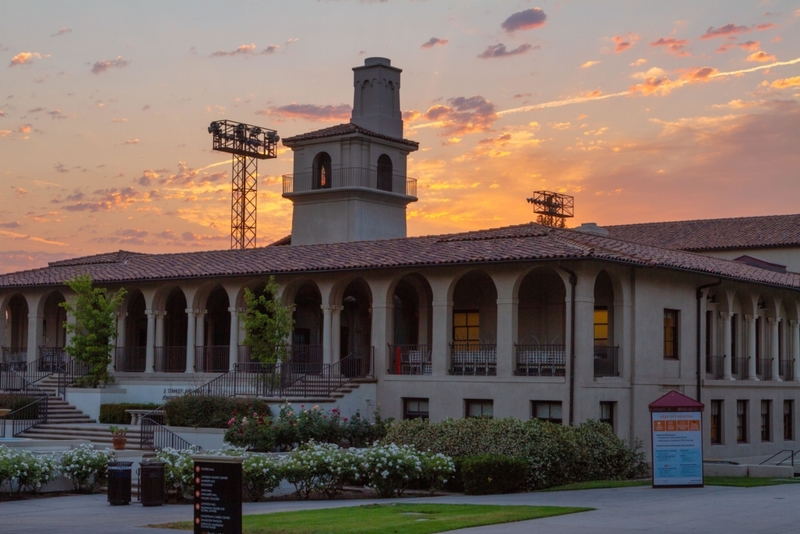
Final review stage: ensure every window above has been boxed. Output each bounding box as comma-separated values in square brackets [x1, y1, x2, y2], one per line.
[453, 311, 480, 348]
[532, 401, 562, 424]
[593, 307, 609, 347]
[377, 154, 393, 192]
[403, 398, 429, 420]
[599, 401, 615, 431]
[710, 400, 722, 444]
[737, 400, 748, 443]
[784, 400, 794, 441]
[312, 152, 332, 190]
[761, 400, 772, 442]
[664, 309, 679, 359]
[466, 399, 493, 418]
[731, 314, 739, 373]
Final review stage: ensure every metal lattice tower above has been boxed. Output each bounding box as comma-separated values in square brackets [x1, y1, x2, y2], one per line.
[208, 120, 279, 249]
[526, 190, 574, 228]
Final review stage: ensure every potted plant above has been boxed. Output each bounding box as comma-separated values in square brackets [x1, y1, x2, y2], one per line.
[109, 425, 128, 450]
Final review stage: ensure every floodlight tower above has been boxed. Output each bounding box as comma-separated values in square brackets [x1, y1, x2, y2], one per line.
[208, 120, 279, 249]
[526, 190, 574, 228]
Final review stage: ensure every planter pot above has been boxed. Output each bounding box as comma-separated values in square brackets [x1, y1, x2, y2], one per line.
[112, 436, 128, 450]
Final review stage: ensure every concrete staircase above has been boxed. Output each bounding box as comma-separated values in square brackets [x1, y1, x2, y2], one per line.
[20, 423, 145, 450]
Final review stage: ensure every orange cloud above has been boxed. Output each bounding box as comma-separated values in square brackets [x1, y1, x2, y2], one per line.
[771, 76, 800, 89]
[419, 96, 498, 136]
[612, 32, 640, 53]
[421, 37, 449, 49]
[581, 60, 600, 69]
[699, 23, 750, 40]
[9, 52, 42, 67]
[629, 58, 647, 66]
[739, 40, 760, 51]
[746, 51, 777, 62]
[91, 56, 130, 74]
[650, 37, 690, 57]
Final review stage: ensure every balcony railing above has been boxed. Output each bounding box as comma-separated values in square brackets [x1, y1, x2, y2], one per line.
[732, 357, 749, 379]
[706, 355, 725, 380]
[115, 346, 146, 372]
[388, 345, 431, 375]
[756, 358, 772, 380]
[515, 344, 566, 377]
[594, 346, 620, 377]
[38, 346, 67, 371]
[780, 359, 794, 381]
[195, 345, 230, 373]
[449, 344, 496, 376]
[154, 346, 186, 373]
[1, 346, 27, 365]
[282, 166, 417, 197]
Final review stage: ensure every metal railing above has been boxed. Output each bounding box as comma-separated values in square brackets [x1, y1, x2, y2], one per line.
[0, 357, 58, 390]
[140, 411, 197, 452]
[0, 368, 49, 437]
[515, 344, 566, 377]
[1, 346, 27, 365]
[282, 167, 417, 197]
[594, 346, 620, 377]
[115, 346, 147, 372]
[154, 346, 187, 373]
[449, 344, 497, 376]
[759, 449, 799, 466]
[38, 346, 67, 370]
[195, 345, 231, 373]
[388, 345, 431, 375]
[706, 355, 725, 380]
[779, 359, 794, 381]
[57, 359, 92, 396]
[732, 357, 750, 379]
[756, 358, 772, 381]
[289, 345, 324, 374]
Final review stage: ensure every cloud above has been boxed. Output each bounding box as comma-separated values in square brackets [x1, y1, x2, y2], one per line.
[47, 109, 72, 120]
[54, 163, 69, 173]
[421, 37, 449, 49]
[739, 40, 761, 51]
[9, 52, 42, 67]
[256, 103, 351, 122]
[501, 8, 547, 32]
[746, 50, 777, 62]
[137, 161, 228, 188]
[12, 187, 28, 197]
[60, 187, 142, 212]
[650, 37, 690, 57]
[630, 58, 647, 66]
[418, 95, 498, 136]
[478, 43, 534, 59]
[124, 139, 139, 145]
[0, 221, 21, 229]
[91, 56, 130, 74]
[700, 23, 750, 40]
[210, 44, 278, 57]
[771, 76, 800, 89]
[581, 60, 600, 69]
[0, 110, 4, 117]
[612, 33, 640, 53]
[712, 99, 765, 109]
[263, 45, 279, 54]
[51, 27, 71, 37]
[629, 66, 718, 96]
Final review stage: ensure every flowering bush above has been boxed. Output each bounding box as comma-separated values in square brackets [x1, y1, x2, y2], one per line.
[282, 442, 360, 499]
[156, 447, 196, 501]
[242, 454, 283, 502]
[359, 443, 425, 498]
[0, 446, 60, 494]
[419, 452, 456, 495]
[224, 411, 277, 452]
[60, 444, 115, 493]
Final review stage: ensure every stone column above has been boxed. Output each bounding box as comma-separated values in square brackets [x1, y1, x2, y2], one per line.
[155, 311, 166, 372]
[321, 305, 333, 365]
[370, 287, 392, 378]
[116, 312, 127, 350]
[769, 317, 781, 381]
[26, 314, 43, 363]
[331, 305, 343, 362]
[431, 298, 452, 377]
[495, 296, 518, 377]
[195, 310, 206, 371]
[185, 309, 196, 373]
[228, 307, 239, 370]
[144, 310, 156, 373]
[746, 315, 758, 381]
[791, 320, 800, 382]
[720, 312, 733, 380]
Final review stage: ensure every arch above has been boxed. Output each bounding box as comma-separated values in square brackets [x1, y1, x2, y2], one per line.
[198, 285, 231, 372]
[593, 270, 618, 376]
[291, 281, 323, 370]
[39, 291, 67, 367]
[2, 294, 28, 363]
[340, 278, 372, 376]
[120, 289, 147, 371]
[158, 287, 187, 372]
[377, 154, 393, 192]
[451, 270, 497, 375]
[313, 152, 332, 190]
[389, 273, 433, 375]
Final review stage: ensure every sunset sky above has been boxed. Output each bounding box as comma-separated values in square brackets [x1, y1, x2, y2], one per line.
[1, 1, 799, 274]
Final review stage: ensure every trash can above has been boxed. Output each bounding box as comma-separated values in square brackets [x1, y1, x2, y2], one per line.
[107, 461, 133, 506]
[138, 461, 165, 507]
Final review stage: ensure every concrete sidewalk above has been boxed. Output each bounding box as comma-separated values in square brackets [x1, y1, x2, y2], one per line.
[2, 483, 800, 533]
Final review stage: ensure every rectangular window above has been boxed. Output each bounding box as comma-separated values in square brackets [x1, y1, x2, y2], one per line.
[531, 401, 562, 424]
[737, 400, 748, 443]
[466, 399, 493, 419]
[664, 309, 679, 359]
[594, 307, 609, 347]
[784, 400, 794, 441]
[599, 401, 615, 431]
[705, 310, 713, 357]
[710, 400, 722, 445]
[761, 400, 772, 442]
[731, 314, 739, 373]
[403, 398, 429, 420]
[755, 317, 762, 359]
[453, 311, 480, 348]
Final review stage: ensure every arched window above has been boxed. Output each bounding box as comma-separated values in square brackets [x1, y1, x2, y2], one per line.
[313, 152, 332, 190]
[377, 154, 392, 192]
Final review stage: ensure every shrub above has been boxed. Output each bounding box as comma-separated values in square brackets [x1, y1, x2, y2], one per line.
[225, 412, 276, 452]
[156, 446, 250, 502]
[0, 446, 60, 494]
[60, 445, 115, 493]
[359, 443, 424, 498]
[461, 454, 527, 495]
[419, 452, 456, 495]
[0, 394, 41, 419]
[99, 403, 160, 424]
[242, 454, 284, 502]
[164, 396, 270, 428]
[282, 442, 360, 499]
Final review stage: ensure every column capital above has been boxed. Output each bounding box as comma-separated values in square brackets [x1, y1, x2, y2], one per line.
[432, 300, 453, 308]
[719, 311, 733, 320]
[496, 298, 519, 306]
[768, 317, 781, 325]
[790, 319, 799, 327]
[185, 308, 196, 316]
[145, 309, 155, 317]
[745, 314, 756, 322]
[227, 306, 239, 314]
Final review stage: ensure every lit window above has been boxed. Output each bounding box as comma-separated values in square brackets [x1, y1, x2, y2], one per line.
[454, 311, 480, 348]
[593, 307, 609, 346]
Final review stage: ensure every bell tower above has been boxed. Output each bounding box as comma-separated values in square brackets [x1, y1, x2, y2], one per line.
[281, 58, 419, 246]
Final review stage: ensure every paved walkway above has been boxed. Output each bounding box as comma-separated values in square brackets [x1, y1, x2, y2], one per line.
[2, 483, 800, 533]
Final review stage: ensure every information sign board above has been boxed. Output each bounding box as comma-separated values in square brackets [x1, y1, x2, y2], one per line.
[193, 456, 243, 534]
[651, 411, 703, 487]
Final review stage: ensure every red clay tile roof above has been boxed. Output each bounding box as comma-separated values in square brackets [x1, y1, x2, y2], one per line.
[282, 123, 419, 149]
[3, 223, 800, 291]
[605, 214, 800, 251]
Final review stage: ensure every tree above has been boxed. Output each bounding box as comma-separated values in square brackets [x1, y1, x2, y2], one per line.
[242, 276, 294, 364]
[60, 274, 126, 387]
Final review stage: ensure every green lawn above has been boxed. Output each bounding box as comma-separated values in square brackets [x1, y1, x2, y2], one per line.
[540, 479, 650, 491]
[705, 476, 800, 488]
[153, 504, 591, 534]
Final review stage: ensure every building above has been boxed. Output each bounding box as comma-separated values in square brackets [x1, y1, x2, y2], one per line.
[2, 59, 799, 461]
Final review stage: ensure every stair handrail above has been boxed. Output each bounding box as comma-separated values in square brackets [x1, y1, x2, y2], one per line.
[759, 449, 797, 466]
[3, 367, 49, 436]
[56, 359, 92, 396]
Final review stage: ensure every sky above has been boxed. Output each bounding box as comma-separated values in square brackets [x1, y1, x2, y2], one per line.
[1, 1, 799, 274]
